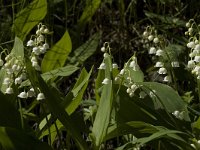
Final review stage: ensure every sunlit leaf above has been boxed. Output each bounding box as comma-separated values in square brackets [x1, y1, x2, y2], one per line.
[65, 68, 92, 115]
[92, 55, 113, 148]
[13, 0, 47, 40]
[25, 57, 88, 150]
[41, 31, 72, 73]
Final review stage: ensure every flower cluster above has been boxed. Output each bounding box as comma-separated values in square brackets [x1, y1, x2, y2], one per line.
[190, 139, 200, 149]
[2, 52, 25, 94]
[185, 20, 200, 79]
[142, 26, 180, 83]
[0, 23, 49, 101]
[27, 23, 50, 71]
[99, 42, 119, 85]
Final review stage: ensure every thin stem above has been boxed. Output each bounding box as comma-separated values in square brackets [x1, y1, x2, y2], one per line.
[18, 98, 24, 129]
[54, 121, 64, 149]
[41, 104, 52, 145]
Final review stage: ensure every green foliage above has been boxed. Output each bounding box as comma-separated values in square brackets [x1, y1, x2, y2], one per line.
[41, 31, 72, 73]
[1, 0, 200, 149]
[12, 0, 47, 40]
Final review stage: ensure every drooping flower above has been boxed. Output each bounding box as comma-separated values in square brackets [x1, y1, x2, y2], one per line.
[98, 63, 106, 69]
[158, 67, 167, 74]
[18, 91, 28, 99]
[154, 61, 164, 68]
[5, 87, 13, 94]
[37, 93, 45, 100]
[102, 78, 110, 85]
[149, 47, 156, 54]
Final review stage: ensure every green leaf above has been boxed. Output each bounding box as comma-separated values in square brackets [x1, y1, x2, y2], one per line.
[70, 32, 101, 64]
[95, 69, 104, 104]
[41, 65, 79, 81]
[0, 126, 52, 150]
[65, 68, 92, 115]
[41, 31, 72, 73]
[116, 86, 157, 124]
[92, 55, 113, 148]
[78, 0, 101, 27]
[25, 57, 88, 150]
[124, 62, 144, 82]
[11, 37, 24, 59]
[13, 0, 47, 40]
[137, 82, 188, 115]
[20, 65, 79, 87]
[92, 81, 113, 148]
[136, 129, 186, 147]
[105, 121, 159, 141]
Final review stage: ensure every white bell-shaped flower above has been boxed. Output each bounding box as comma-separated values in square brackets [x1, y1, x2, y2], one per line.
[43, 28, 49, 34]
[187, 60, 195, 68]
[120, 69, 125, 75]
[153, 37, 159, 44]
[129, 60, 137, 68]
[101, 47, 105, 52]
[103, 53, 109, 58]
[194, 44, 200, 51]
[158, 67, 167, 74]
[102, 78, 110, 85]
[27, 40, 34, 46]
[5, 87, 13, 94]
[15, 77, 22, 85]
[3, 77, 11, 85]
[27, 88, 35, 97]
[43, 43, 49, 49]
[148, 35, 154, 41]
[98, 63, 106, 69]
[37, 93, 45, 100]
[163, 76, 171, 82]
[112, 63, 118, 69]
[194, 56, 200, 62]
[187, 41, 195, 48]
[156, 49, 164, 56]
[154, 61, 163, 67]
[18, 91, 28, 99]
[149, 47, 156, 54]
[32, 47, 40, 55]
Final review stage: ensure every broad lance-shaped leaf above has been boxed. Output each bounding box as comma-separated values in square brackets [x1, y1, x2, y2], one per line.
[25, 58, 88, 150]
[20, 65, 79, 87]
[11, 37, 24, 59]
[12, 0, 47, 40]
[92, 54, 113, 148]
[64, 68, 93, 115]
[137, 82, 189, 120]
[0, 127, 52, 150]
[92, 81, 113, 148]
[41, 31, 72, 73]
